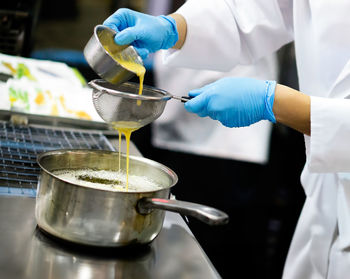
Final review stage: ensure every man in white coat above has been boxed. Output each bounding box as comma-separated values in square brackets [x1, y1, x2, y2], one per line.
[147, 0, 276, 165]
[147, 2, 280, 276]
[104, 1, 350, 278]
[152, 51, 279, 278]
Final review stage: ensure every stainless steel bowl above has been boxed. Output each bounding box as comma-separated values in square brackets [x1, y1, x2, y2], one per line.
[36, 150, 229, 247]
[83, 25, 143, 85]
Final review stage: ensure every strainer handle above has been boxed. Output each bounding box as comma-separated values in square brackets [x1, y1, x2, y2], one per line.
[171, 95, 192, 103]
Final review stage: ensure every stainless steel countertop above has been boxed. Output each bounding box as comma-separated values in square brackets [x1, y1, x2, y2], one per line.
[0, 196, 221, 279]
[0, 131, 221, 279]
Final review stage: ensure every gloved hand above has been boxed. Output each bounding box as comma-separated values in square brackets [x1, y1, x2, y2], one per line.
[184, 77, 277, 128]
[103, 8, 178, 59]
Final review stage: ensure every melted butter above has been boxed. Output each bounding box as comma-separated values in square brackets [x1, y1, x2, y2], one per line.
[112, 121, 142, 191]
[103, 45, 145, 105]
[114, 59, 145, 105]
[101, 31, 146, 191]
[53, 169, 161, 192]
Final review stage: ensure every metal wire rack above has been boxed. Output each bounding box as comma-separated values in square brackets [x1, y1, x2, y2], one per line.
[0, 121, 114, 197]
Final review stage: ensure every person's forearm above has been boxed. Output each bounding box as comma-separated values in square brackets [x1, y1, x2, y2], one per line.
[169, 13, 187, 49]
[273, 84, 311, 136]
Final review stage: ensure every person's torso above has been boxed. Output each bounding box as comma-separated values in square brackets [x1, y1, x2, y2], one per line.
[283, 2, 350, 278]
[294, 0, 350, 100]
[152, 53, 277, 163]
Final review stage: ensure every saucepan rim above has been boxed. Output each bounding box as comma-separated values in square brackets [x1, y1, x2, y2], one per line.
[36, 149, 178, 194]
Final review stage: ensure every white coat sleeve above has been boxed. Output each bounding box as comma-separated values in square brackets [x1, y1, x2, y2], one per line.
[308, 96, 350, 173]
[163, 0, 294, 71]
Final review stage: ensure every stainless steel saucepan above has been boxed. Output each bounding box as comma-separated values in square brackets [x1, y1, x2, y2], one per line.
[84, 25, 143, 85]
[36, 149, 229, 247]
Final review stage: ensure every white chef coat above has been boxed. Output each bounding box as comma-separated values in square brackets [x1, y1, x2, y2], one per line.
[152, 52, 277, 164]
[149, 0, 278, 164]
[162, 0, 350, 278]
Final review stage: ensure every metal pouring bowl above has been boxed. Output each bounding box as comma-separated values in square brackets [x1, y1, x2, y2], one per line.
[88, 79, 172, 129]
[35, 149, 229, 247]
[83, 25, 143, 85]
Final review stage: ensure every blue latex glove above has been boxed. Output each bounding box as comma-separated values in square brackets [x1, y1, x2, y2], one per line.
[103, 8, 178, 59]
[184, 77, 276, 128]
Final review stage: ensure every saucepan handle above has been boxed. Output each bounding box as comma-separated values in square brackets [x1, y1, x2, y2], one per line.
[137, 197, 229, 225]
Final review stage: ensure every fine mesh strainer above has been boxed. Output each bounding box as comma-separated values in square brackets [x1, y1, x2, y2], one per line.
[88, 79, 189, 129]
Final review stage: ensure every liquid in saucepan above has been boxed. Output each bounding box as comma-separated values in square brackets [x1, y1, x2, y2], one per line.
[53, 169, 162, 192]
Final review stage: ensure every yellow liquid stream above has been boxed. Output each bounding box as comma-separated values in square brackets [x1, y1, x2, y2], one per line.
[113, 59, 145, 103]
[102, 40, 146, 191]
[112, 121, 142, 191]
[103, 45, 146, 104]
